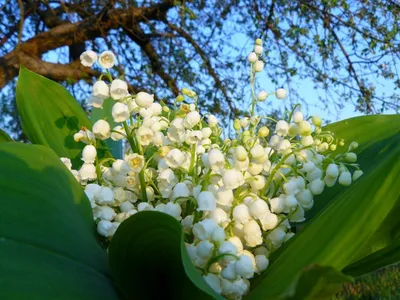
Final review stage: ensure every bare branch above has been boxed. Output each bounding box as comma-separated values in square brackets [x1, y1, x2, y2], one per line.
[166, 21, 237, 114]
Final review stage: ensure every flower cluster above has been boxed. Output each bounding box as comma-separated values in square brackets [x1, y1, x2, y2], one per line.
[60, 41, 362, 299]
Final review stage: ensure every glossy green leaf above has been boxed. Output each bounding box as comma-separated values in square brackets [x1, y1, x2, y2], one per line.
[0, 128, 13, 142]
[343, 238, 400, 277]
[0, 143, 118, 299]
[16, 66, 110, 168]
[282, 265, 352, 300]
[308, 114, 400, 219]
[306, 114, 400, 265]
[109, 211, 224, 300]
[248, 128, 400, 299]
[91, 98, 122, 159]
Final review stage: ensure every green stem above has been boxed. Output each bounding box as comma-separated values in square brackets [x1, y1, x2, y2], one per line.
[122, 121, 147, 202]
[95, 156, 103, 185]
[189, 144, 196, 176]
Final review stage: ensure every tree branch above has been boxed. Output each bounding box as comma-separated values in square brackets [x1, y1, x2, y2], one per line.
[0, 0, 175, 89]
[122, 22, 179, 96]
[166, 21, 237, 114]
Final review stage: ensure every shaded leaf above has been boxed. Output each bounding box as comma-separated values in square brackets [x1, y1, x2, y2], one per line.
[0, 143, 118, 299]
[0, 128, 13, 142]
[109, 211, 223, 300]
[16, 66, 110, 168]
[248, 130, 400, 299]
[343, 238, 400, 277]
[283, 265, 352, 300]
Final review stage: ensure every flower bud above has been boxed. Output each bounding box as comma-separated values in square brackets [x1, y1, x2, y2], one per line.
[235, 146, 248, 161]
[308, 178, 325, 195]
[255, 255, 269, 273]
[240, 117, 249, 128]
[338, 171, 352, 186]
[352, 170, 363, 181]
[326, 164, 339, 178]
[258, 126, 270, 137]
[349, 142, 359, 150]
[275, 88, 287, 99]
[243, 220, 263, 247]
[135, 92, 154, 109]
[346, 152, 357, 162]
[254, 45, 263, 55]
[312, 115, 322, 127]
[293, 111, 303, 123]
[254, 60, 264, 72]
[257, 90, 268, 101]
[255, 38, 262, 45]
[176, 95, 185, 102]
[247, 52, 257, 63]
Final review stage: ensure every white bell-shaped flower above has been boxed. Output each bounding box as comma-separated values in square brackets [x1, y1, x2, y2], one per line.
[97, 220, 119, 237]
[112, 102, 130, 123]
[197, 191, 217, 211]
[92, 119, 111, 140]
[233, 204, 251, 224]
[243, 220, 263, 247]
[164, 202, 182, 220]
[82, 145, 97, 164]
[98, 51, 116, 69]
[110, 79, 128, 100]
[92, 80, 109, 99]
[135, 92, 154, 108]
[80, 50, 97, 67]
[79, 163, 97, 181]
[192, 219, 218, 240]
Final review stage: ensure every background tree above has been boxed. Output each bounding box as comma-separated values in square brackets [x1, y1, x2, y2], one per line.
[0, 0, 399, 140]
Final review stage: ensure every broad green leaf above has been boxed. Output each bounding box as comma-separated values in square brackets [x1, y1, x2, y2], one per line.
[247, 131, 400, 299]
[91, 98, 122, 159]
[109, 211, 224, 300]
[282, 265, 352, 299]
[0, 128, 13, 142]
[16, 66, 110, 168]
[308, 114, 400, 219]
[0, 143, 118, 299]
[343, 238, 400, 277]
[306, 114, 400, 266]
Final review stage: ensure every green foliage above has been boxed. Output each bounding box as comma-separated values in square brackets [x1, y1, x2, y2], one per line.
[16, 66, 110, 168]
[0, 128, 13, 142]
[282, 265, 352, 299]
[0, 142, 117, 300]
[247, 115, 400, 299]
[109, 211, 224, 300]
